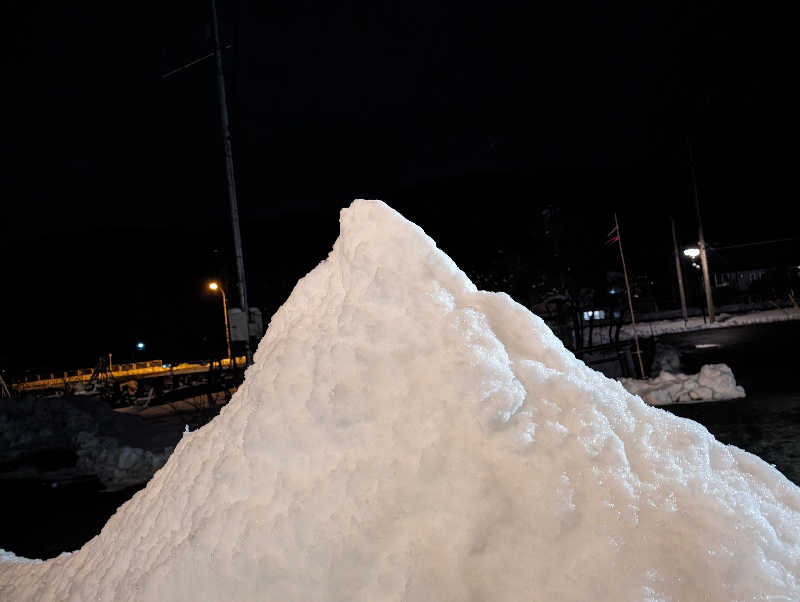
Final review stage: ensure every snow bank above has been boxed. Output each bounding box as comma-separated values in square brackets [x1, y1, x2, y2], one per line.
[2, 200, 799, 601]
[74, 431, 173, 491]
[619, 364, 746, 405]
[0, 397, 174, 489]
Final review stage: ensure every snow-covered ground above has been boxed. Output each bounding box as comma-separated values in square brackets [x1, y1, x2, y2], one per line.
[617, 307, 799, 342]
[2, 200, 798, 601]
[619, 363, 746, 406]
[574, 307, 800, 348]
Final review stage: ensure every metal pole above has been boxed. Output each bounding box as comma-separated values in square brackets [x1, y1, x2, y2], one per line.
[670, 217, 689, 325]
[615, 214, 646, 379]
[210, 0, 252, 365]
[689, 139, 715, 323]
[221, 287, 232, 363]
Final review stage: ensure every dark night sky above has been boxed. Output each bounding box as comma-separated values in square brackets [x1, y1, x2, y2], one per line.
[1, 0, 794, 376]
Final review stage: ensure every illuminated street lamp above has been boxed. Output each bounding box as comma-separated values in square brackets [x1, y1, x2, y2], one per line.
[682, 247, 709, 322]
[683, 248, 702, 273]
[208, 282, 232, 363]
[132, 341, 146, 364]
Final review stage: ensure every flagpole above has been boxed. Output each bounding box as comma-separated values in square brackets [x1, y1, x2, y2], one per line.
[614, 214, 646, 379]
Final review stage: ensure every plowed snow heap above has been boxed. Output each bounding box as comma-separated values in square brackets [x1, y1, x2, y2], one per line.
[2, 200, 799, 601]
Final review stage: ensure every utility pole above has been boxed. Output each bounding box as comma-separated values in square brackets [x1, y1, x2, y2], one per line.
[613, 214, 646, 379]
[210, 0, 252, 365]
[688, 138, 715, 323]
[670, 217, 689, 325]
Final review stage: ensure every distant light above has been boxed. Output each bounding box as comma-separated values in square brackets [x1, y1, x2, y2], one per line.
[683, 247, 700, 259]
[208, 282, 219, 291]
[136, 342, 145, 350]
[609, 288, 617, 295]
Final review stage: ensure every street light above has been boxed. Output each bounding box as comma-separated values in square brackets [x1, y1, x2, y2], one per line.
[683, 247, 702, 271]
[208, 282, 232, 363]
[682, 247, 708, 322]
[132, 341, 146, 364]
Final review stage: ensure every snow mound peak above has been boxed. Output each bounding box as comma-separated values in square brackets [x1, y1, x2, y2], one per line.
[2, 199, 799, 601]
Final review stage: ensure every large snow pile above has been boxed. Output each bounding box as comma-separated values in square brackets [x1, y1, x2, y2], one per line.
[2, 200, 799, 601]
[619, 364, 746, 406]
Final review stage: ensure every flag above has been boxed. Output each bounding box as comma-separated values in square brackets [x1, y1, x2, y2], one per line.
[605, 225, 620, 246]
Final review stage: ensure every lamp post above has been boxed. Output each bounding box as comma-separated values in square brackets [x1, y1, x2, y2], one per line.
[671, 217, 689, 326]
[209, 282, 232, 363]
[132, 341, 145, 364]
[688, 138, 715, 323]
[683, 248, 707, 322]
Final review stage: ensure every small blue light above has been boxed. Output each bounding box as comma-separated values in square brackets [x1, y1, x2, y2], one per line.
[136, 342, 145, 350]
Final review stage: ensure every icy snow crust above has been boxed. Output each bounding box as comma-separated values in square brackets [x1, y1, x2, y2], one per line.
[2, 200, 799, 601]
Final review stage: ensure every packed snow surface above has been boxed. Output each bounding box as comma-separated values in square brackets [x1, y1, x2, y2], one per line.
[2, 200, 799, 601]
[620, 364, 746, 405]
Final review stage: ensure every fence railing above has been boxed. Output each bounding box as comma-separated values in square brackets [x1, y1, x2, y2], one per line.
[12, 356, 247, 393]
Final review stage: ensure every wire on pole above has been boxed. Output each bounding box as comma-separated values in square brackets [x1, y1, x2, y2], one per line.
[161, 45, 232, 80]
